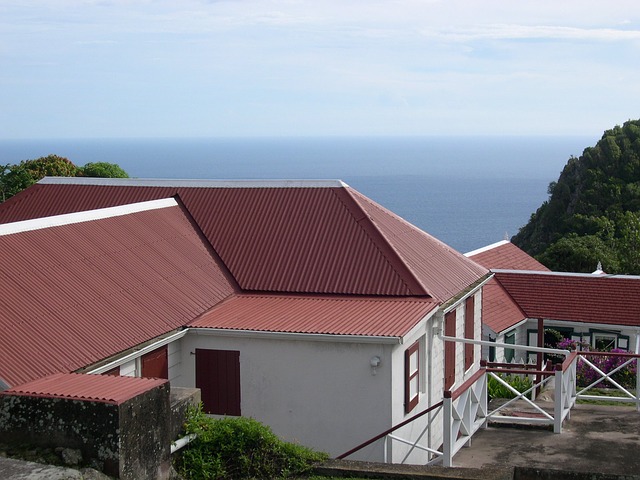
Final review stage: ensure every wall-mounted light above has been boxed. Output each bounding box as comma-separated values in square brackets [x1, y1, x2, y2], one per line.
[370, 355, 381, 375]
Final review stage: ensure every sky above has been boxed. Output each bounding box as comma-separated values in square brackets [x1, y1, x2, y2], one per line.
[1, 0, 640, 139]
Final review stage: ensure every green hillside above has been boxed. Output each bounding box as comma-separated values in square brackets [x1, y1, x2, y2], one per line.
[512, 119, 640, 274]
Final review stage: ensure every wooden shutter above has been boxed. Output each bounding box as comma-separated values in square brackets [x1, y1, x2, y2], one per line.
[444, 310, 456, 390]
[465, 296, 475, 370]
[141, 345, 168, 379]
[196, 349, 241, 416]
[404, 341, 420, 413]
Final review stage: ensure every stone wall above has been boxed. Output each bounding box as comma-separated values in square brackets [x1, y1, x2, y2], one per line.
[0, 383, 171, 479]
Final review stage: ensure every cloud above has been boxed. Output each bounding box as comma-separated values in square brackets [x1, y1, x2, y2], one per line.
[435, 24, 640, 42]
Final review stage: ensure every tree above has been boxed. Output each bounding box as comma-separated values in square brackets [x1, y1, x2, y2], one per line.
[80, 162, 129, 178]
[536, 234, 620, 273]
[0, 155, 78, 202]
[0, 155, 129, 203]
[513, 118, 640, 274]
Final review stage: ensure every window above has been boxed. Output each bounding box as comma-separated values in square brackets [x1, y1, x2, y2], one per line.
[404, 341, 420, 413]
[593, 333, 617, 351]
[464, 296, 475, 370]
[504, 331, 515, 363]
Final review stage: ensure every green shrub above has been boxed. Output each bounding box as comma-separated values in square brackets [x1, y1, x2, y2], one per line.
[488, 374, 533, 400]
[175, 404, 328, 479]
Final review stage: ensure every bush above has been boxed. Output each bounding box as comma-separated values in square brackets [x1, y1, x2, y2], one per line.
[175, 405, 328, 479]
[488, 374, 533, 400]
[577, 349, 637, 389]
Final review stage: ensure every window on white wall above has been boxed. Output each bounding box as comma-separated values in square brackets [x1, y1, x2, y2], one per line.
[504, 331, 515, 362]
[404, 341, 420, 414]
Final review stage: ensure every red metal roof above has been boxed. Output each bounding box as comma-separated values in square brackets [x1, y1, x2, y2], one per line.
[494, 270, 640, 327]
[1, 373, 167, 405]
[0, 200, 237, 388]
[190, 293, 439, 338]
[481, 278, 527, 333]
[0, 179, 488, 300]
[466, 240, 550, 271]
[349, 189, 489, 302]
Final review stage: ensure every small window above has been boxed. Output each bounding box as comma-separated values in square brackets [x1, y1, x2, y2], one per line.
[404, 341, 420, 413]
[504, 331, 515, 362]
[593, 333, 617, 351]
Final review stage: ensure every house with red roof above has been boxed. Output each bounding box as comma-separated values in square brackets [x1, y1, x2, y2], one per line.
[0, 178, 490, 464]
[467, 240, 640, 363]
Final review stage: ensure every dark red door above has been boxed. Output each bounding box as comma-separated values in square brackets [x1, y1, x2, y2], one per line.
[195, 349, 241, 416]
[141, 345, 168, 379]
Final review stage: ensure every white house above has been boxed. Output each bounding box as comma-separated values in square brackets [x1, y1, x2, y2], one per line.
[467, 240, 640, 363]
[0, 178, 490, 464]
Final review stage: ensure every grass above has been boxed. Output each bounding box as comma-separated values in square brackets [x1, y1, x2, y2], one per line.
[576, 387, 638, 406]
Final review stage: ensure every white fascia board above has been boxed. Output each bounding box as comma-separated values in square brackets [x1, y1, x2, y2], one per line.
[441, 273, 494, 314]
[492, 268, 640, 280]
[0, 197, 177, 236]
[38, 177, 348, 189]
[85, 329, 188, 374]
[464, 240, 509, 257]
[524, 318, 640, 333]
[188, 328, 401, 344]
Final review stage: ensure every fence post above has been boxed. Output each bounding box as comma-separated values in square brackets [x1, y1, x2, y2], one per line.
[636, 356, 640, 413]
[443, 394, 453, 467]
[554, 367, 563, 434]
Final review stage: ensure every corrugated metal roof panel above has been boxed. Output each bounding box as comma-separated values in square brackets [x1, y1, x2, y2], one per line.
[0, 202, 237, 387]
[348, 188, 489, 303]
[466, 241, 550, 271]
[0, 181, 442, 296]
[1, 372, 167, 405]
[190, 293, 439, 338]
[494, 270, 640, 327]
[481, 278, 527, 333]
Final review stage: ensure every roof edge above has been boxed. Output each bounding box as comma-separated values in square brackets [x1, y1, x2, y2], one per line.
[0, 197, 178, 236]
[38, 177, 349, 188]
[464, 240, 510, 257]
[493, 269, 640, 280]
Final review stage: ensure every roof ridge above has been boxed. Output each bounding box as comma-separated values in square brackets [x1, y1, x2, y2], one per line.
[38, 177, 349, 188]
[493, 269, 640, 280]
[338, 187, 433, 298]
[0, 197, 177, 236]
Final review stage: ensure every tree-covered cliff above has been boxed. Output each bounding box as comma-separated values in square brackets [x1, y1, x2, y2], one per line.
[512, 119, 640, 274]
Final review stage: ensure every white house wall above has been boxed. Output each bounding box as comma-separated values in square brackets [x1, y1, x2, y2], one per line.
[168, 340, 181, 384]
[176, 331, 395, 461]
[388, 289, 483, 465]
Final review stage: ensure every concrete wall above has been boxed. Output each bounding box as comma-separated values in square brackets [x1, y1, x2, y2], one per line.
[0, 383, 171, 480]
[175, 331, 395, 462]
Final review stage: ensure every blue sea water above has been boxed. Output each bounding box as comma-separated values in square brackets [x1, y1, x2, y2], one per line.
[0, 136, 594, 253]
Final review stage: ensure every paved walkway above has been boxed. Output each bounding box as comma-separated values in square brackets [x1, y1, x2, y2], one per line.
[453, 401, 640, 477]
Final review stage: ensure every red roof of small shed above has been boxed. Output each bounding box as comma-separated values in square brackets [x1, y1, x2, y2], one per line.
[0, 178, 487, 302]
[0, 199, 237, 387]
[1, 373, 167, 405]
[494, 270, 640, 327]
[190, 293, 439, 338]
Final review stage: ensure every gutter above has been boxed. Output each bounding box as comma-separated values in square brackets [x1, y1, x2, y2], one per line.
[189, 328, 402, 344]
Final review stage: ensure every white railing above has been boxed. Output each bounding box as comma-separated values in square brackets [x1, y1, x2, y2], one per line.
[384, 404, 444, 465]
[575, 351, 640, 411]
[442, 369, 487, 467]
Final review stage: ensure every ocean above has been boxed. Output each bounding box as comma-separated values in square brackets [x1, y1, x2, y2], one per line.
[0, 136, 594, 253]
